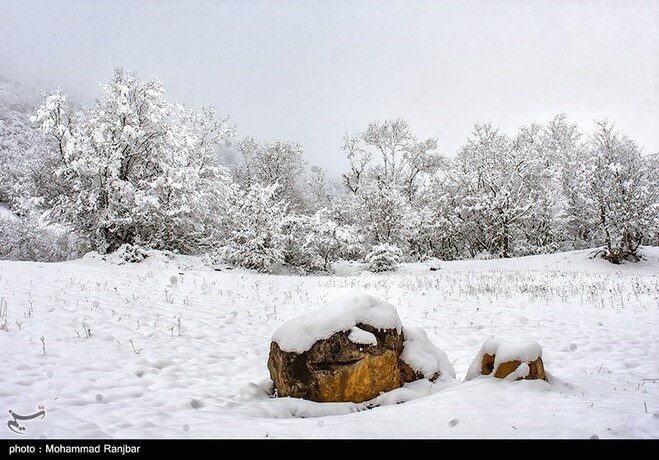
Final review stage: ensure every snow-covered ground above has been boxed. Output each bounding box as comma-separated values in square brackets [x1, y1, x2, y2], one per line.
[0, 202, 17, 222]
[1, 248, 658, 439]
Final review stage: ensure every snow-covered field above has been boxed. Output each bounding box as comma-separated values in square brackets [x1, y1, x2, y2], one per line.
[1, 248, 658, 439]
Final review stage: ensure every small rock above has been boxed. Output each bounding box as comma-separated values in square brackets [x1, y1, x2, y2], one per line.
[466, 339, 547, 381]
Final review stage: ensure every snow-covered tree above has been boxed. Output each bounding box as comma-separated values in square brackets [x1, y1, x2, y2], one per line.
[357, 179, 411, 246]
[540, 114, 592, 249]
[281, 208, 359, 273]
[0, 211, 85, 262]
[585, 121, 657, 263]
[304, 165, 344, 212]
[340, 119, 441, 254]
[0, 78, 46, 209]
[342, 118, 441, 203]
[449, 124, 544, 258]
[134, 106, 236, 253]
[364, 244, 402, 272]
[30, 69, 235, 254]
[646, 153, 659, 247]
[510, 123, 564, 255]
[235, 137, 308, 211]
[220, 183, 287, 273]
[402, 201, 459, 261]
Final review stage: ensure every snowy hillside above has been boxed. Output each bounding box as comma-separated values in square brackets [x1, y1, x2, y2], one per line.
[1, 248, 658, 439]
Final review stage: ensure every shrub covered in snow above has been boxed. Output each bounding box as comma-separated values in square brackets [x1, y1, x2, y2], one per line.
[0, 213, 86, 262]
[112, 244, 149, 264]
[281, 209, 361, 273]
[364, 244, 402, 272]
[221, 238, 284, 273]
[280, 214, 326, 274]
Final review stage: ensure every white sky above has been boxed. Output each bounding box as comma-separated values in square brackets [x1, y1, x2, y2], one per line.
[1, 0, 657, 172]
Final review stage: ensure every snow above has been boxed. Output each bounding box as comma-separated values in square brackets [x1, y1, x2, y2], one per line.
[0, 202, 17, 221]
[347, 327, 377, 346]
[400, 326, 456, 380]
[493, 341, 542, 365]
[465, 339, 543, 380]
[271, 292, 402, 353]
[504, 362, 531, 381]
[0, 247, 658, 439]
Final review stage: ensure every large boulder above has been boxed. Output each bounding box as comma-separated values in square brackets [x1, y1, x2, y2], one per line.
[268, 292, 454, 403]
[269, 324, 402, 403]
[465, 339, 547, 381]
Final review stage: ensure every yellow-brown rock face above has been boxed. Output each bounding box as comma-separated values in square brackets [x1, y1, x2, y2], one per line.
[493, 357, 546, 380]
[268, 325, 404, 403]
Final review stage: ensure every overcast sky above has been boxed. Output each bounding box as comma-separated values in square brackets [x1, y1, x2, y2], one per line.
[1, 0, 657, 172]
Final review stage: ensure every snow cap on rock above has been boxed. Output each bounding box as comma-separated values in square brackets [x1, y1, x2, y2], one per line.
[466, 338, 543, 380]
[272, 291, 403, 353]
